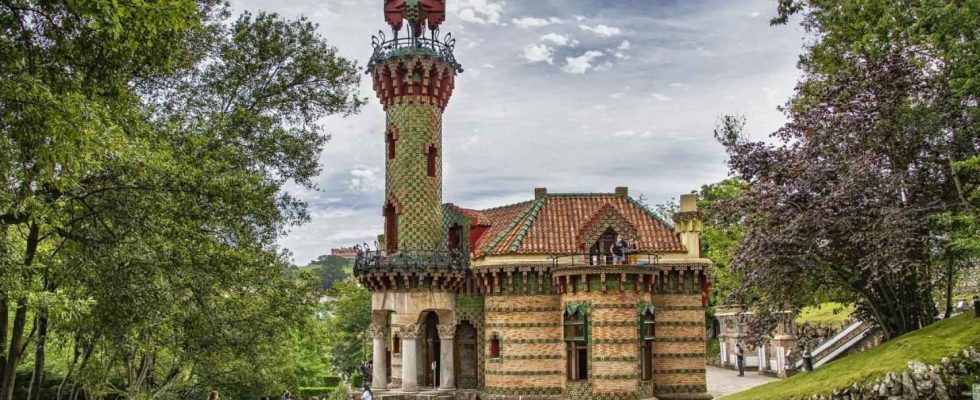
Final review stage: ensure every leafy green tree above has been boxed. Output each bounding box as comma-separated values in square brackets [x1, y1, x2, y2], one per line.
[323, 280, 372, 383]
[310, 255, 353, 290]
[1, 3, 363, 399]
[718, 0, 977, 339]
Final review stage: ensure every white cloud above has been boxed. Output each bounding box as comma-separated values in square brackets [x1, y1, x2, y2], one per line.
[573, 15, 586, 22]
[614, 130, 636, 137]
[579, 24, 622, 37]
[750, 11, 761, 18]
[609, 92, 625, 99]
[521, 43, 555, 64]
[651, 93, 672, 101]
[562, 50, 604, 74]
[618, 40, 631, 50]
[540, 32, 578, 47]
[512, 16, 562, 28]
[453, 0, 505, 25]
[483, 63, 495, 69]
[669, 82, 686, 88]
[346, 168, 384, 194]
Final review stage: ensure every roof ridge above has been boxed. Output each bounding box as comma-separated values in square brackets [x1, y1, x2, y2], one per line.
[481, 199, 541, 257]
[626, 196, 675, 229]
[478, 199, 533, 212]
[507, 197, 547, 253]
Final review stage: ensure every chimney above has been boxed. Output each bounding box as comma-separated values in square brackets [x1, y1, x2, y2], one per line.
[673, 193, 704, 258]
[534, 187, 548, 199]
[615, 186, 629, 197]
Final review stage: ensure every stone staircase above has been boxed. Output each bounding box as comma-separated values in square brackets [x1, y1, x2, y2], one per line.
[794, 319, 876, 370]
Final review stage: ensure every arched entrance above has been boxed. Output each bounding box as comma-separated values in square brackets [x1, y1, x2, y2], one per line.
[454, 321, 478, 389]
[423, 312, 440, 387]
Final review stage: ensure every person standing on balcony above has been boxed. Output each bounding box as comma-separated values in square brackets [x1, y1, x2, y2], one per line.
[610, 235, 626, 265]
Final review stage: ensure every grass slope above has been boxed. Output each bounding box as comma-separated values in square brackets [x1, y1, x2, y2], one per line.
[721, 313, 980, 400]
[796, 302, 855, 326]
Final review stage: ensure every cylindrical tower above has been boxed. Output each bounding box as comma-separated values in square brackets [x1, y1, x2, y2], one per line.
[369, 0, 462, 253]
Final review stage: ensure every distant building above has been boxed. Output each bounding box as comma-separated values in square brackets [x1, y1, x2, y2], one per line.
[331, 247, 358, 260]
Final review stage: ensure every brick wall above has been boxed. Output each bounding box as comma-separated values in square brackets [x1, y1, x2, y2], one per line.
[483, 293, 564, 394]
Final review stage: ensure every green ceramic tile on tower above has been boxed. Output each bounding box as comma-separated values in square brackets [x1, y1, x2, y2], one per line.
[386, 102, 444, 251]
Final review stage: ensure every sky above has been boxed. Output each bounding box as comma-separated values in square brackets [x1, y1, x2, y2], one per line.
[227, 0, 807, 265]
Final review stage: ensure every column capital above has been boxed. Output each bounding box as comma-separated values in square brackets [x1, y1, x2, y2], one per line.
[437, 323, 456, 340]
[369, 323, 387, 339]
[399, 323, 421, 339]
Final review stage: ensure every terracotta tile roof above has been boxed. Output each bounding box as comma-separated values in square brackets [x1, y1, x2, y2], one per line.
[461, 193, 685, 257]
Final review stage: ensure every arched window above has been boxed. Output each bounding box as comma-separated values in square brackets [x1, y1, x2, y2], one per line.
[564, 305, 588, 381]
[384, 203, 398, 253]
[589, 227, 618, 265]
[640, 306, 656, 381]
[387, 129, 397, 159]
[426, 145, 438, 177]
[489, 332, 501, 359]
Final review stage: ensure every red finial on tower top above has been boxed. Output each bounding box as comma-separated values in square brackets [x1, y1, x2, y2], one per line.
[384, 0, 446, 37]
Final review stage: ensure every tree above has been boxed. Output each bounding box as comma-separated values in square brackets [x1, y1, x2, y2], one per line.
[310, 255, 353, 290]
[322, 280, 372, 383]
[717, 0, 977, 340]
[1, 3, 364, 398]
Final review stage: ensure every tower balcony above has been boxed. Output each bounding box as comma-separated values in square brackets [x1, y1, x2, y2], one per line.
[353, 247, 469, 274]
[368, 32, 463, 74]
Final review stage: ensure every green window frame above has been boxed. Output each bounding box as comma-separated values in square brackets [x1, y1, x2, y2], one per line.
[564, 304, 589, 381]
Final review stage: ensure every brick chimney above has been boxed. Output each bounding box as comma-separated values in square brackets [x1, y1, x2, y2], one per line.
[534, 187, 548, 199]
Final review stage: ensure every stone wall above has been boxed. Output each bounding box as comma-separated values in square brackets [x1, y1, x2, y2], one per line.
[803, 348, 979, 400]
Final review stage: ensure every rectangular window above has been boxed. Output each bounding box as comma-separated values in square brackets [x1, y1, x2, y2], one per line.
[565, 310, 588, 380]
[489, 334, 501, 358]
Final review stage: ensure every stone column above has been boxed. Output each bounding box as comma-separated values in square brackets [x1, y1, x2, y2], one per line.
[438, 324, 456, 390]
[400, 324, 420, 392]
[370, 324, 388, 389]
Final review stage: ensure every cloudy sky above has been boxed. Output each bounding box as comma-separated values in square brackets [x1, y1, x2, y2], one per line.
[228, 0, 807, 265]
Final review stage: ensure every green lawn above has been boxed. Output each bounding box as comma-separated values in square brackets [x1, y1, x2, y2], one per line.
[721, 313, 980, 400]
[796, 302, 855, 326]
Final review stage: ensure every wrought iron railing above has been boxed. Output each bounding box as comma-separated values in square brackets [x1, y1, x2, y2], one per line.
[547, 252, 663, 267]
[353, 245, 470, 273]
[367, 30, 463, 73]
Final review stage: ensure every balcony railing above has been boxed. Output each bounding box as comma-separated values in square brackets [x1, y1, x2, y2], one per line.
[548, 252, 663, 267]
[353, 246, 469, 274]
[368, 30, 463, 73]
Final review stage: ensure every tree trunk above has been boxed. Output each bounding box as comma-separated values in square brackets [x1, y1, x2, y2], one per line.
[944, 260, 954, 319]
[0, 294, 8, 388]
[0, 300, 28, 400]
[27, 314, 48, 400]
[1, 222, 40, 400]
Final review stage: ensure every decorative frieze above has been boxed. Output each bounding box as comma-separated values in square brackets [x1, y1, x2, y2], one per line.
[653, 385, 708, 395]
[485, 322, 560, 328]
[658, 321, 703, 327]
[486, 306, 561, 312]
[501, 338, 562, 344]
[652, 368, 707, 374]
[485, 369, 562, 376]
[652, 352, 707, 358]
[592, 356, 638, 362]
[592, 320, 638, 327]
[590, 374, 636, 380]
[483, 386, 562, 396]
[653, 336, 705, 342]
[501, 354, 562, 360]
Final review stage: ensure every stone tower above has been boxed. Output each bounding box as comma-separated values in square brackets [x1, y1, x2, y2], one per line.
[370, 0, 462, 253]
